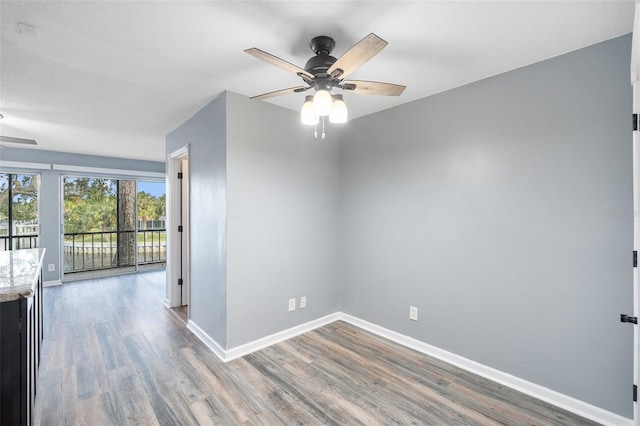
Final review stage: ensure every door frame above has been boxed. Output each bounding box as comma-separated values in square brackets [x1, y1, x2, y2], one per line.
[166, 144, 190, 309]
[180, 158, 190, 307]
[632, 2, 639, 423]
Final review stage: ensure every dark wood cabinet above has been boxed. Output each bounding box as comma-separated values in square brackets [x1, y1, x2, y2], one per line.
[0, 249, 44, 426]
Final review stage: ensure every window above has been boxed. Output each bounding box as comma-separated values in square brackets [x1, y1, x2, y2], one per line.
[0, 173, 39, 250]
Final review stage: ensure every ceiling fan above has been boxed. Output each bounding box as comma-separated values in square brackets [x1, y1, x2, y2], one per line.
[0, 136, 37, 145]
[0, 114, 37, 145]
[245, 33, 405, 136]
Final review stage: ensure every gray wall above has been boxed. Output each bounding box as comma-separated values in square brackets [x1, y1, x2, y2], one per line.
[339, 35, 633, 417]
[166, 91, 341, 349]
[225, 92, 340, 347]
[166, 93, 228, 347]
[0, 147, 164, 283]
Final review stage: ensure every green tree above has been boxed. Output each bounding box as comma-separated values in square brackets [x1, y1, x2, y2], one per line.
[64, 178, 116, 234]
[11, 175, 38, 222]
[137, 191, 166, 228]
[117, 180, 136, 266]
[63, 177, 166, 237]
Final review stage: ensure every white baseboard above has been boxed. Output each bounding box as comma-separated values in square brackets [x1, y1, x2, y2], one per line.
[337, 313, 632, 426]
[187, 320, 226, 361]
[43, 279, 62, 287]
[186, 313, 341, 363]
[163, 299, 171, 309]
[224, 312, 341, 362]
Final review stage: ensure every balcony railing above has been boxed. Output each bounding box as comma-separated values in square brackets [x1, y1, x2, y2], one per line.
[64, 230, 166, 273]
[0, 235, 39, 251]
[137, 229, 166, 265]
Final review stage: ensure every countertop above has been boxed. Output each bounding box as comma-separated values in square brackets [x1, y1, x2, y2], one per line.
[0, 248, 45, 303]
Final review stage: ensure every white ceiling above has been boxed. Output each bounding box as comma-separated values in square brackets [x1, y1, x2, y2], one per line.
[0, 1, 635, 162]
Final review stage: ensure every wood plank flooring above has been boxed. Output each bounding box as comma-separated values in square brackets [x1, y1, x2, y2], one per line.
[34, 271, 597, 425]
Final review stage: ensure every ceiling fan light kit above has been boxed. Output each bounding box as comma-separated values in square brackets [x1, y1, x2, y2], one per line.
[245, 33, 405, 139]
[301, 95, 319, 125]
[312, 89, 333, 117]
[329, 94, 348, 124]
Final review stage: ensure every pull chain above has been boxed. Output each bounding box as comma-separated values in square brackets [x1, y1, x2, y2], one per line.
[312, 118, 326, 140]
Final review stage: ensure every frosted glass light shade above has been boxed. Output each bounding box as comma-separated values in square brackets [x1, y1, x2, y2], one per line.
[329, 95, 348, 123]
[300, 96, 318, 125]
[313, 89, 333, 116]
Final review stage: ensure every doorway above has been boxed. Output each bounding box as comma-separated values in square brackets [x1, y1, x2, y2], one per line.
[634, 68, 639, 426]
[632, 7, 639, 424]
[167, 146, 190, 318]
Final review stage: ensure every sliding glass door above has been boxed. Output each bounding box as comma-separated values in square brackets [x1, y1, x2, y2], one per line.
[63, 176, 165, 275]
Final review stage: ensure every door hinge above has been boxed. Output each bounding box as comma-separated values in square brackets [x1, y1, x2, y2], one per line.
[634, 113, 639, 132]
[177, 172, 183, 179]
[620, 314, 638, 324]
[634, 385, 637, 402]
[178, 225, 183, 233]
[178, 278, 183, 286]
[634, 250, 637, 268]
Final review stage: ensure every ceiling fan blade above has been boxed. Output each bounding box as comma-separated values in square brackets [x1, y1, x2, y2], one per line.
[245, 48, 314, 80]
[328, 33, 388, 79]
[250, 86, 310, 101]
[342, 80, 406, 96]
[0, 135, 37, 145]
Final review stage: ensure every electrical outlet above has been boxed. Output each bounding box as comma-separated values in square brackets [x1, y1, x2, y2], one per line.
[288, 298, 296, 312]
[48, 264, 55, 272]
[409, 306, 418, 321]
[300, 296, 306, 309]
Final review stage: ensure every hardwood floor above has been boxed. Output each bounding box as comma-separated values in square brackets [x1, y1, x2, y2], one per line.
[169, 305, 188, 324]
[35, 271, 597, 425]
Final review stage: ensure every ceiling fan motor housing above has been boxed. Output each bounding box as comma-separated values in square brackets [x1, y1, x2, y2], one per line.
[304, 55, 337, 77]
[309, 35, 335, 55]
[305, 35, 338, 78]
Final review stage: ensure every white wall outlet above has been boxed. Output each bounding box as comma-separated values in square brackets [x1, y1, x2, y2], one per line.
[300, 296, 306, 309]
[409, 306, 418, 321]
[288, 298, 296, 312]
[48, 264, 55, 272]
